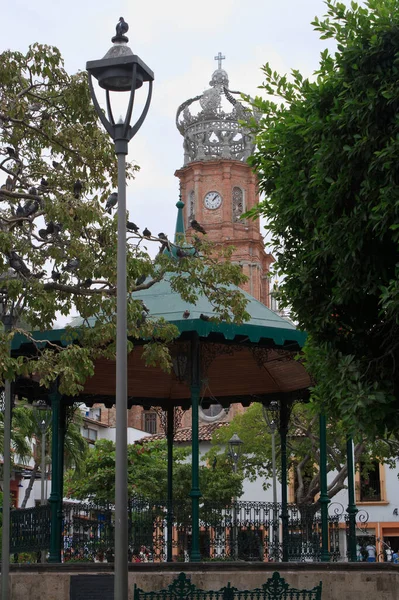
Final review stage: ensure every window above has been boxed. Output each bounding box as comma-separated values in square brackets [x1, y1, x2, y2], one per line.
[232, 187, 244, 222]
[88, 407, 101, 421]
[202, 403, 223, 417]
[200, 402, 226, 422]
[81, 405, 101, 421]
[143, 412, 157, 434]
[360, 461, 381, 502]
[188, 190, 195, 225]
[355, 460, 387, 503]
[83, 427, 97, 442]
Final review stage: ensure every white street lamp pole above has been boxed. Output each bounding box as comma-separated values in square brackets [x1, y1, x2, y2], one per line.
[262, 402, 279, 560]
[87, 21, 153, 600]
[228, 433, 243, 561]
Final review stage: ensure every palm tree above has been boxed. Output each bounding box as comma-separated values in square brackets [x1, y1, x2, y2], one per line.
[13, 403, 88, 509]
[0, 403, 33, 478]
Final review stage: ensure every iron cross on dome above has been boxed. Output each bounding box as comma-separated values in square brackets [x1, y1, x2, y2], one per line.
[214, 52, 226, 69]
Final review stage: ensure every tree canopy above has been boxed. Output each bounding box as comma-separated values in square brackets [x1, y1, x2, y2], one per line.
[247, 0, 399, 435]
[0, 44, 249, 395]
[208, 401, 399, 511]
[65, 438, 243, 505]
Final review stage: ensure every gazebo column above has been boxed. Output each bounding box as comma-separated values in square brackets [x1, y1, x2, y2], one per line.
[319, 413, 330, 562]
[48, 382, 65, 563]
[166, 405, 174, 562]
[346, 436, 358, 561]
[189, 333, 201, 562]
[58, 402, 66, 519]
[279, 400, 289, 562]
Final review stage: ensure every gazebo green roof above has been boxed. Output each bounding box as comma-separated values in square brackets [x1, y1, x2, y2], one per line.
[134, 276, 305, 347]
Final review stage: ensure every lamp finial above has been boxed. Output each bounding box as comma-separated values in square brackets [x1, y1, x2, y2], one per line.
[112, 17, 129, 44]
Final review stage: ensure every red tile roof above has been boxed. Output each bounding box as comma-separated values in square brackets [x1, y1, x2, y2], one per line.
[136, 422, 228, 444]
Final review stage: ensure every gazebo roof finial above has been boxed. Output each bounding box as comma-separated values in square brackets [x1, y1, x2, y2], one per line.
[174, 185, 185, 244]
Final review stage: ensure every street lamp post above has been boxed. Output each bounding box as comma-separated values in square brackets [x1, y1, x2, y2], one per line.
[0, 318, 12, 600]
[32, 400, 51, 563]
[86, 20, 153, 600]
[0, 273, 18, 600]
[262, 401, 279, 561]
[228, 433, 243, 560]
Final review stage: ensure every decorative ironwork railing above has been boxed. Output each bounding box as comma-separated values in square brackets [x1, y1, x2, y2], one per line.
[10, 504, 51, 553]
[134, 571, 323, 600]
[10, 499, 369, 562]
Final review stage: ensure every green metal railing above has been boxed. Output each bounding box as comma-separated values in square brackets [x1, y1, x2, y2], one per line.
[133, 572, 323, 600]
[9, 499, 356, 562]
[10, 504, 51, 554]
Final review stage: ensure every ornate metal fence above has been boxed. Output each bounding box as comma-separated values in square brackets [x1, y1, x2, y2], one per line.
[134, 572, 323, 600]
[10, 499, 357, 562]
[62, 502, 115, 562]
[10, 504, 51, 554]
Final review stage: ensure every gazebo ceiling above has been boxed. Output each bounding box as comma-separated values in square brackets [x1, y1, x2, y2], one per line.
[80, 344, 310, 406]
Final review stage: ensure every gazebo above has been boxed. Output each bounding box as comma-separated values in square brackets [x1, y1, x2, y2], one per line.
[10, 202, 357, 564]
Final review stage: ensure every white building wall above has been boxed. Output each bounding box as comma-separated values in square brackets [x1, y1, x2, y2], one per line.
[15, 428, 150, 508]
[196, 441, 399, 525]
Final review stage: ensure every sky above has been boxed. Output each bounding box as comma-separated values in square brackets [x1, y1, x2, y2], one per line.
[2, 0, 338, 324]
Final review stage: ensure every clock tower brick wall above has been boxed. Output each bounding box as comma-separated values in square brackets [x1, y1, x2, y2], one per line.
[175, 159, 274, 306]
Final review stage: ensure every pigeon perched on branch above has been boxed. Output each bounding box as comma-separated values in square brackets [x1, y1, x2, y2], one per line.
[47, 222, 62, 235]
[73, 179, 83, 199]
[14, 200, 39, 219]
[105, 192, 118, 214]
[5, 176, 13, 191]
[135, 274, 146, 286]
[138, 300, 150, 314]
[8, 251, 30, 277]
[39, 221, 62, 239]
[16, 204, 24, 217]
[38, 228, 49, 240]
[127, 221, 139, 233]
[6, 147, 17, 158]
[62, 258, 80, 272]
[176, 247, 190, 258]
[158, 232, 169, 252]
[51, 270, 61, 282]
[143, 228, 151, 238]
[38, 178, 48, 193]
[191, 220, 207, 234]
[23, 199, 40, 217]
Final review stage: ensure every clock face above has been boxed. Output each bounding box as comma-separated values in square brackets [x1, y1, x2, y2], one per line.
[204, 191, 222, 210]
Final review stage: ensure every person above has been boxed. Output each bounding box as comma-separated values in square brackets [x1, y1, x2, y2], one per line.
[365, 541, 376, 563]
[139, 545, 150, 562]
[94, 551, 105, 563]
[392, 551, 398, 564]
[356, 543, 362, 562]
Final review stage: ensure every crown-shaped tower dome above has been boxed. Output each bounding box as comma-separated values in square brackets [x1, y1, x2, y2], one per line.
[176, 53, 258, 165]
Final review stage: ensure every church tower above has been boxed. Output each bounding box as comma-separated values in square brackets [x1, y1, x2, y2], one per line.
[175, 54, 274, 306]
